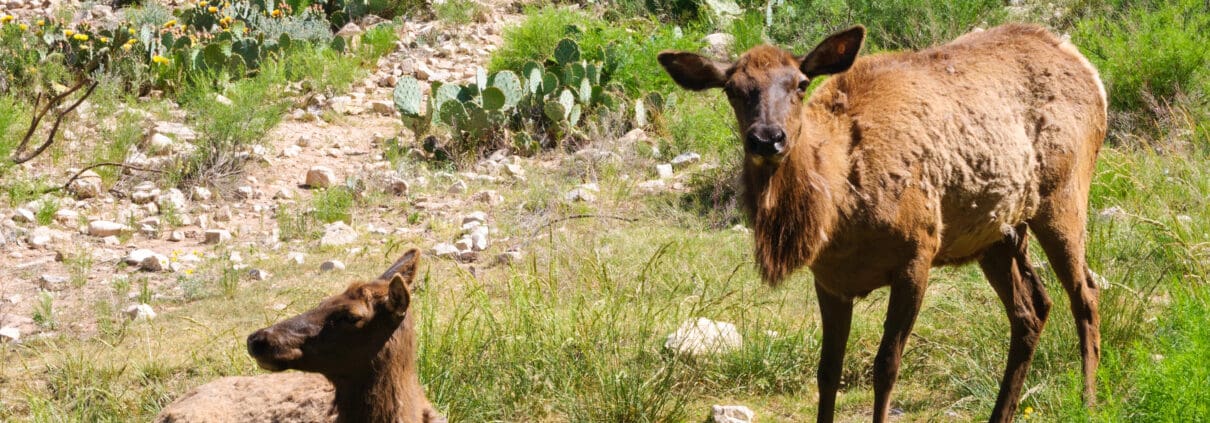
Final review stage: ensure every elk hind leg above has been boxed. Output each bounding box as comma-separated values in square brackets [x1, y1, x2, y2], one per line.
[871, 266, 929, 423]
[1030, 202, 1101, 406]
[981, 224, 1052, 422]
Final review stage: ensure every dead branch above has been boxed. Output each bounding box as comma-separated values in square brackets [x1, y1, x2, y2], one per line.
[46, 162, 165, 194]
[10, 77, 99, 164]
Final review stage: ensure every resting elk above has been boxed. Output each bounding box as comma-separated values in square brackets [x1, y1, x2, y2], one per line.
[659, 24, 1106, 422]
[246, 249, 445, 423]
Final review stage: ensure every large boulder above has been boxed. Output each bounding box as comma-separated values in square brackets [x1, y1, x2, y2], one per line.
[155, 372, 336, 423]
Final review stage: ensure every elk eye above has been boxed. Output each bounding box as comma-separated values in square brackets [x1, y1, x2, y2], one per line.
[330, 311, 361, 326]
[797, 79, 810, 93]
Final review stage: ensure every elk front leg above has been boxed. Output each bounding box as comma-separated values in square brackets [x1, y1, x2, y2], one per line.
[871, 269, 928, 423]
[815, 282, 853, 423]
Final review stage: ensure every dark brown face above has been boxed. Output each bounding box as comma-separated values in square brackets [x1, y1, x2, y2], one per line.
[246, 250, 419, 378]
[724, 48, 810, 159]
[657, 26, 866, 164]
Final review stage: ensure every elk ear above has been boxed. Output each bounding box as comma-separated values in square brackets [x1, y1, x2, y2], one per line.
[382, 249, 419, 316]
[379, 248, 420, 283]
[658, 51, 728, 91]
[387, 273, 411, 316]
[799, 25, 865, 79]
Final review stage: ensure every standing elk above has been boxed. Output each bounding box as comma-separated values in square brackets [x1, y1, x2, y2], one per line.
[659, 24, 1106, 422]
[246, 249, 445, 423]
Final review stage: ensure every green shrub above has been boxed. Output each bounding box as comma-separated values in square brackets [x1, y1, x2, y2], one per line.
[1074, 0, 1209, 116]
[312, 187, 355, 224]
[764, 0, 1005, 53]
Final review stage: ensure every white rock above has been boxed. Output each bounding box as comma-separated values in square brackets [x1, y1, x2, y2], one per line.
[140, 253, 171, 272]
[12, 208, 35, 223]
[168, 230, 184, 242]
[671, 152, 702, 167]
[448, 180, 468, 194]
[204, 229, 232, 244]
[369, 100, 395, 116]
[305, 166, 338, 188]
[711, 405, 755, 423]
[40, 274, 69, 287]
[432, 243, 459, 258]
[235, 186, 255, 200]
[215, 94, 233, 106]
[53, 209, 79, 225]
[153, 121, 198, 141]
[191, 186, 213, 202]
[125, 249, 157, 265]
[566, 188, 597, 203]
[320, 222, 358, 247]
[664, 317, 742, 356]
[248, 269, 271, 281]
[462, 211, 488, 226]
[287, 252, 306, 265]
[157, 189, 187, 212]
[296, 134, 312, 147]
[148, 133, 174, 155]
[656, 163, 674, 179]
[0, 326, 19, 343]
[618, 128, 648, 145]
[472, 190, 502, 205]
[703, 32, 736, 57]
[68, 170, 104, 199]
[125, 303, 157, 321]
[638, 180, 667, 192]
[504, 164, 526, 179]
[89, 220, 128, 237]
[470, 227, 489, 251]
[319, 260, 346, 272]
[388, 177, 409, 196]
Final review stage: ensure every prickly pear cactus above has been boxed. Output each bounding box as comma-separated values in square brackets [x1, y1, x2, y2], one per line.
[481, 87, 506, 111]
[568, 103, 582, 126]
[553, 38, 580, 66]
[544, 101, 567, 123]
[393, 76, 424, 117]
[526, 66, 543, 95]
[578, 78, 592, 105]
[490, 71, 523, 109]
[558, 89, 575, 118]
[644, 92, 665, 114]
[439, 100, 469, 129]
[541, 71, 560, 96]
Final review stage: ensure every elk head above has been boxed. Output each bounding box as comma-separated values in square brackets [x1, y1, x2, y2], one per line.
[247, 249, 420, 378]
[658, 26, 865, 165]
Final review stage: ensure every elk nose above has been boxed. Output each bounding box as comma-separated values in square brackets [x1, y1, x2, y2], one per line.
[745, 125, 787, 156]
[247, 329, 272, 357]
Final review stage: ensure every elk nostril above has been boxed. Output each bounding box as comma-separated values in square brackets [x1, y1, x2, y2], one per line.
[247, 330, 271, 356]
[770, 129, 786, 144]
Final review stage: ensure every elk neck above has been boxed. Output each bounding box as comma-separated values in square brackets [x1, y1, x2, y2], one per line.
[742, 103, 853, 286]
[330, 312, 427, 423]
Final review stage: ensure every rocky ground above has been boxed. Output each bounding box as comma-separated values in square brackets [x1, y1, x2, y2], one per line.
[0, 0, 536, 344]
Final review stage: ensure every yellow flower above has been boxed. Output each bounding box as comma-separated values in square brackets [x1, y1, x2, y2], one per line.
[64, 29, 74, 37]
[99, 36, 109, 43]
[128, 27, 135, 35]
[18, 23, 28, 31]
[163, 19, 177, 28]
[73, 33, 89, 41]
[185, 268, 194, 275]
[270, 8, 282, 17]
[208, 6, 217, 12]
[1, 15, 14, 24]
[126, 38, 137, 44]
[37, 19, 45, 26]
[199, 0, 207, 5]
[152, 55, 170, 65]
[122, 44, 132, 51]
[1024, 407, 1034, 414]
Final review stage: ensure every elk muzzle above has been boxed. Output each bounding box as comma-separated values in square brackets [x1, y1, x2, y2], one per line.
[745, 124, 787, 157]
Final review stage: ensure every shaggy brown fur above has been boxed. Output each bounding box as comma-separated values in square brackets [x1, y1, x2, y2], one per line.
[661, 24, 1105, 422]
[246, 249, 444, 423]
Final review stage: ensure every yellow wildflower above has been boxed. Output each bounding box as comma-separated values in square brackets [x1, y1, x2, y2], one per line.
[185, 268, 194, 275]
[270, 8, 282, 17]
[122, 43, 132, 51]
[18, 23, 28, 31]
[37, 19, 45, 26]
[163, 19, 176, 28]
[99, 36, 109, 43]
[73, 33, 89, 41]
[208, 6, 217, 12]
[1, 15, 13, 24]
[128, 27, 135, 35]
[64, 29, 75, 37]
[199, 0, 207, 6]
[152, 55, 170, 65]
